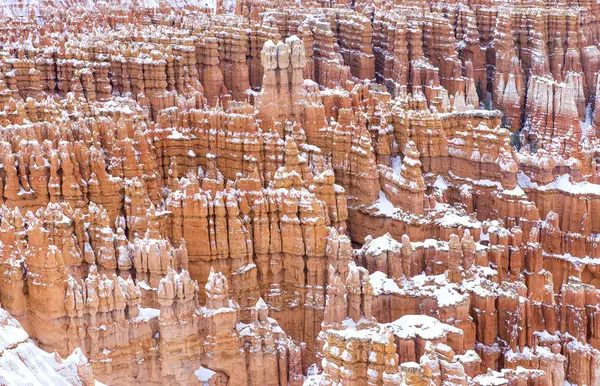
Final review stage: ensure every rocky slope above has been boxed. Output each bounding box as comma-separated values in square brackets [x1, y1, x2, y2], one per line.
[0, 0, 597, 385]
[0, 307, 95, 385]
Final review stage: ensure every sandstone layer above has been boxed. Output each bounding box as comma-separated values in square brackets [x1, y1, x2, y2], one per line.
[0, 0, 597, 385]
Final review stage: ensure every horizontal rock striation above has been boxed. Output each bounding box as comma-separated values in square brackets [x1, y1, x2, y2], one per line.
[0, 0, 597, 385]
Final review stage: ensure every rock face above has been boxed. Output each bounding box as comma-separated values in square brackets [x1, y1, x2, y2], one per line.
[0, 0, 599, 385]
[0, 307, 95, 385]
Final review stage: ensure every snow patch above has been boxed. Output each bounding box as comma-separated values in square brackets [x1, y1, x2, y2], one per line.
[134, 307, 160, 322]
[365, 233, 401, 256]
[433, 175, 449, 191]
[390, 156, 402, 176]
[373, 191, 399, 216]
[436, 211, 481, 229]
[194, 365, 216, 383]
[369, 271, 401, 296]
[518, 171, 600, 196]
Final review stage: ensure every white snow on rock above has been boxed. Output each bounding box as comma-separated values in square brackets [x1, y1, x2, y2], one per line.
[433, 175, 449, 191]
[328, 322, 392, 344]
[365, 233, 401, 256]
[472, 370, 510, 385]
[0, 308, 92, 385]
[501, 185, 526, 197]
[194, 365, 216, 383]
[0, 311, 29, 351]
[0, 0, 42, 18]
[390, 156, 402, 176]
[373, 190, 399, 216]
[326, 312, 463, 346]
[436, 210, 481, 229]
[137, 280, 152, 290]
[122, 0, 219, 9]
[303, 79, 319, 88]
[386, 314, 463, 341]
[134, 307, 161, 322]
[456, 349, 481, 364]
[397, 272, 469, 308]
[543, 251, 600, 267]
[479, 229, 490, 242]
[436, 286, 467, 307]
[369, 271, 401, 296]
[518, 170, 600, 196]
[167, 129, 190, 140]
[0, 0, 220, 19]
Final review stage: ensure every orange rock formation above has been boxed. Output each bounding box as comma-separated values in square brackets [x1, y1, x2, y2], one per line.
[0, 0, 597, 385]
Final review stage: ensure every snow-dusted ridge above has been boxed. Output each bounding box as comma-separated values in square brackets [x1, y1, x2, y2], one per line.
[0, 308, 93, 385]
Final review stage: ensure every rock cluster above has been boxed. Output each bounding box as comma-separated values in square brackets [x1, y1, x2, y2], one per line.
[0, 307, 95, 386]
[0, 0, 598, 385]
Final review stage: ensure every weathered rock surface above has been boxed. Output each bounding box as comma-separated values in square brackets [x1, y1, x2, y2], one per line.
[0, 0, 598, 385]
[0, 307, 95, 386]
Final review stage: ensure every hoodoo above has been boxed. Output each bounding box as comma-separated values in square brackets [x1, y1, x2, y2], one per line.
[0, 0, 598, 385]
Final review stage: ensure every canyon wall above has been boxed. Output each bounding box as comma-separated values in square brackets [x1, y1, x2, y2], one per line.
[0, 0, 598, 385]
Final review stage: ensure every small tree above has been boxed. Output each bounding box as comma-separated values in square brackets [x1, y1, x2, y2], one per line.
[509, 131, 522, 151]
[476, 80, 484, 106]
[529, 138, 538, 153]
